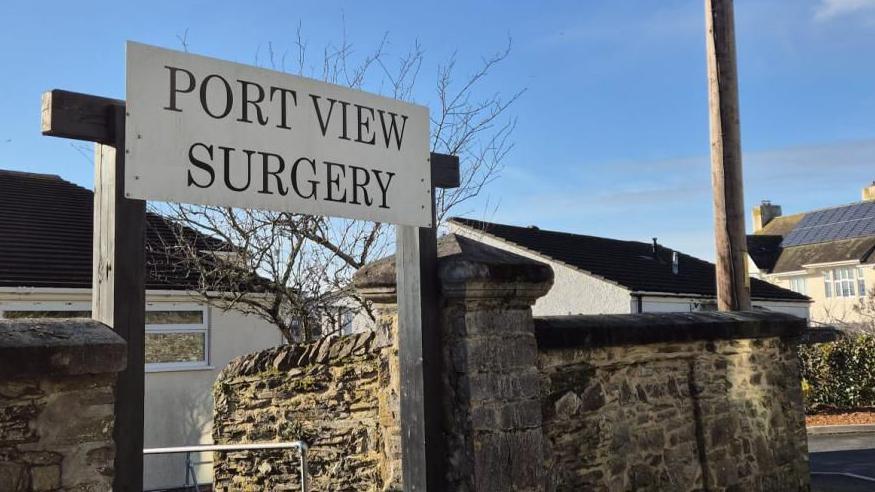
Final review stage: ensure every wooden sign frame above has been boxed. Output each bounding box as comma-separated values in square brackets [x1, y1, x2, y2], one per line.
[42, 88, 458, 490]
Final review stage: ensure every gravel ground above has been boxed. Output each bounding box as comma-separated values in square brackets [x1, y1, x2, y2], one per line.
[807, 409, 875, 427]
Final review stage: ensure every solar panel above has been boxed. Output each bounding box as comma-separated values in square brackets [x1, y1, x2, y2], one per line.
[781, 201, 875, 247]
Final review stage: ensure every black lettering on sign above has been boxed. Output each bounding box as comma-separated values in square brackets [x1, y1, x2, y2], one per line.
[236, 80, 269, 125]
[187, 142, 215, 188]
[270, 87, 298, 130]
[377, 110, 408, 150]
[164, 66, 195, 112]
[324, 161, 348, 203]
[338, 100, 351, 140]
[184, 143, 397, 209]
[348, 165, 372, 206]
[310, 95, 336, 136]
[259, 151, 287, 196]
[291, 157, 318, 199]
[200, 74, 233, 119]
[355, 104, 376, 145]
[373, 170, 395, 209]
[222, 146, 250, 192]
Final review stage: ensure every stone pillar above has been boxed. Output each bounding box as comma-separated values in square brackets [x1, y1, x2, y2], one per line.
[0, 319, 127, 491]
[354, 233, 553, 491]
[354, 259, 403, 491]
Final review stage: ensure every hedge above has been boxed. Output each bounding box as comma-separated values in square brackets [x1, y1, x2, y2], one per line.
[799, 333, 875, 412]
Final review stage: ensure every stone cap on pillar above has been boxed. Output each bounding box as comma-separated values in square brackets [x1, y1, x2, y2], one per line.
[353, 233, 554, 304]
[0, 318, 127, 377]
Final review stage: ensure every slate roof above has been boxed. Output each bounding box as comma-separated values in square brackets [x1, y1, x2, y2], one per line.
[757, 213, 804, 237]
[0, 169, 228, 290]
[747, 235, 783, 273]
[747, 203, 875, 274]
[450, 217, 808, 302]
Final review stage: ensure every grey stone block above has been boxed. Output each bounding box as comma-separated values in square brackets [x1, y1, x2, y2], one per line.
[0, 319, 126, 377]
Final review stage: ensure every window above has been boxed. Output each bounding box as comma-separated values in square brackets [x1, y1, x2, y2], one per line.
[824, 272, 832, 298]
[0, 302, 209, 371]
[788, 276, 806, 295]
[144, 307, 209, 370]
[823, 267, 866, 299]
[2, 310, 91, 319]
[340, 311, 355, 335]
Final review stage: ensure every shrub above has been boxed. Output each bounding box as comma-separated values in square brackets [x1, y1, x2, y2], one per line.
[799, 333, 875, 412]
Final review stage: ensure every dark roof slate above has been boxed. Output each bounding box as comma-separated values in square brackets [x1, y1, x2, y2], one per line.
[0, 169, 226, 290]
[450, 217, 808, 302]
[771, 237, 875, 273]
[747, 235, 784, 272]
[758, 213, 804, 237]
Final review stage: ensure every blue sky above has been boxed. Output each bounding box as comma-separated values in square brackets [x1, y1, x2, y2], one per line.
[1, 0, 874, 260]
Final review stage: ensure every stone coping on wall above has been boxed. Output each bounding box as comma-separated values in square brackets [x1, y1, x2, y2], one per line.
[353, 233, 553, 301]
[0, 318, 127, 377]
[218, 332, 376, 379]
[534, 311, 806, 350]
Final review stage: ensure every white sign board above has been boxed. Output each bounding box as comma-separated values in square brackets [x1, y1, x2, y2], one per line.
[125, 42, 432, 227]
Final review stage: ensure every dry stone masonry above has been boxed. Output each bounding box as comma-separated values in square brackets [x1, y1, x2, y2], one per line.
[0, 319, 126, 492]
[212, 234, 811, 491]
[537, 312, 810, 491]
[212, 325, 401, 491]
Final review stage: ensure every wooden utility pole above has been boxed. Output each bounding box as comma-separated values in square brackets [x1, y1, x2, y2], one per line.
[705, 0, 751, 311]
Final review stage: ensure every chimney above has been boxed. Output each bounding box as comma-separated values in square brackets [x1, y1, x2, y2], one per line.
[863, 181, 875, 202]
[752, 200, 782, 233]
[652, 238, 658, 259]
[672, 251, 679, 275]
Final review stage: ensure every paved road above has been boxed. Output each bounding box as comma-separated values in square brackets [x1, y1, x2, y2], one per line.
[809, 431, 875, 492]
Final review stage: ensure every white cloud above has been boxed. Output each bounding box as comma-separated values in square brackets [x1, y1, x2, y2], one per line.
[814, 0, 875, 21]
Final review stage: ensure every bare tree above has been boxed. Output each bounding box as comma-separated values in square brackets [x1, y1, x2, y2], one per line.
[849, 284, 875, 334]
[150, 27, 522, 342]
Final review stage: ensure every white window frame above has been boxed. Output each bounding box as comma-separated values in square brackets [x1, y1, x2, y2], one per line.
[823, 271, 832, 298]
[823, 267, 865, 299]
[0, 300, 93, 319]
[787, 276, 806, 295]
[144, 302, 211, 372]
[0, 300, 210, 372]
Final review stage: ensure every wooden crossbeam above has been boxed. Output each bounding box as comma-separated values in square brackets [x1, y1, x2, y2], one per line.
[431, 153, 460, 190]
[41, 89, 124, 144]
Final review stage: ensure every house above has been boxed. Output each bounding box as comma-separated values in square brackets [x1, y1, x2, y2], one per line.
[0, 170, 284, 490]
[449, 217, 810, 318]
[747, 182, 875, 326]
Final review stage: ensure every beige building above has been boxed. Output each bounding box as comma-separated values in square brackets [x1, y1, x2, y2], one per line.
[748, 182, 875, 326]
[0, 170, 283, 490]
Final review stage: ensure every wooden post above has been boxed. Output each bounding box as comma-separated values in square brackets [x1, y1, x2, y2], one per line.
[396, 224, 438, 491]
[396, 153, 459, 490]
[705, 0, 751, 311]
[42, 91, 146, 490]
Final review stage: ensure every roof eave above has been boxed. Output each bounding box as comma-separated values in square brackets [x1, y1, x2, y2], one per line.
[448, 219, 633, 292]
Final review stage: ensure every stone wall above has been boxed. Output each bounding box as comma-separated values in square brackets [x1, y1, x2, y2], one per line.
[537, 312, 810, 491]
[0, 319, 127, 491]
[212, 235, 811, 491]
[212, 312, 401, 492]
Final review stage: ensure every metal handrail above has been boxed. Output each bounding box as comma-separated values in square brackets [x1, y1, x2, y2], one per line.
[144, 441, 309, 492]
